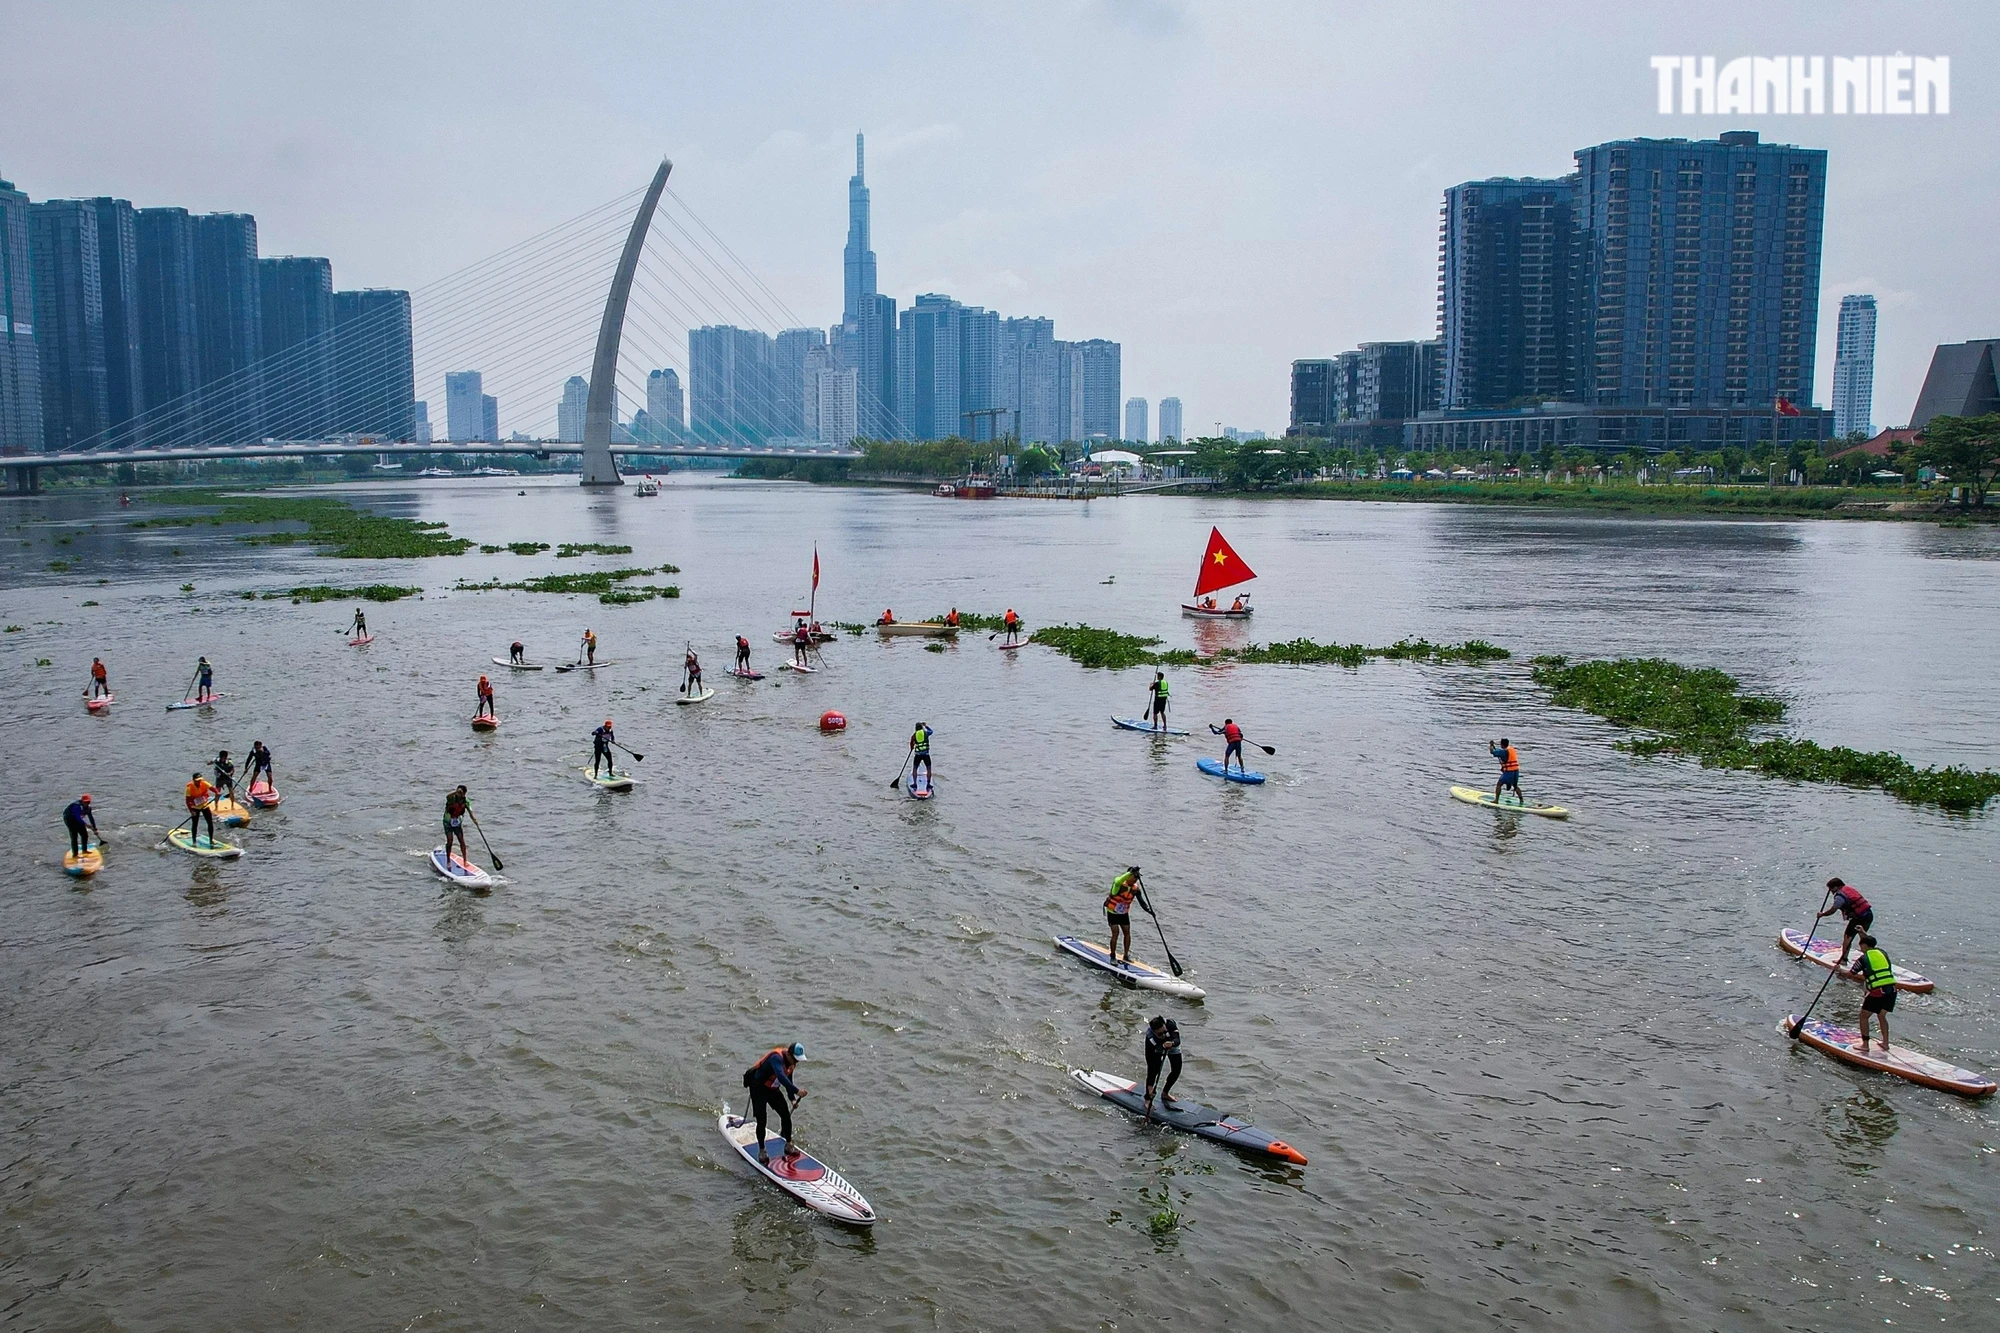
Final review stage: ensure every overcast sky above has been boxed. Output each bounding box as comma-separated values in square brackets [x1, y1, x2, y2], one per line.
[3, 0, 1993, 435]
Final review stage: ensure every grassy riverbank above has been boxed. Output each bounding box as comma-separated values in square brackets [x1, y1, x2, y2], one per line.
[129, 489, 473, 557]
[1274, 478, 1964, 520]
[1532, 655, 2000, 812]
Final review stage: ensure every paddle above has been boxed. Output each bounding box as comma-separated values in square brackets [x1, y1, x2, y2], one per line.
[1134, 878, 1185, 977]
[1799, 884, 1835, 954]
[889, 750, 911, 791]
[467, 808, 503, 871]
[178, 666, 200, 703]
[1788, 962, 1840, 1040]
[1209, 724, 1276, 755]
[613, 738, 646, 763]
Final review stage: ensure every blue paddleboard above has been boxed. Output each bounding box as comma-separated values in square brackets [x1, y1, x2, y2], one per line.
[1196, 756, 1265, 784]
[1112, 716, 1189, 736]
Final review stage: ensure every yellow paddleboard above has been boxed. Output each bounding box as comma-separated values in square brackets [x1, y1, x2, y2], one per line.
[213, 797, 252, 826]
[1450, 785, 1570, 819]
[64, 845, 103, 876]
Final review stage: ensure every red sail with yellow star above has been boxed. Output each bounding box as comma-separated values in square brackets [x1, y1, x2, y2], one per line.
[1185, 527, 1256, 617]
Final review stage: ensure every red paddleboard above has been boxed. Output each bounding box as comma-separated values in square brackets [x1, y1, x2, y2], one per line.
[350, 634, 374, 646]
[86, 693, 115, 711]
[471, 715, 499, 731]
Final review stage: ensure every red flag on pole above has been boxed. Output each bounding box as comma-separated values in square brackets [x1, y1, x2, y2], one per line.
[1192, 527, 1256, 597]
[1774, 396, 1802, 417]
[812, 547, 821, 590]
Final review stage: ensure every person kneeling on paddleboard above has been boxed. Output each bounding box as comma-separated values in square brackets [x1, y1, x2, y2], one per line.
[743, 1043, 807, 1163]
[1491, 738, 1524, 806]
[443, 785, 471, 865]
[64, 793, 98, 856]
[185, 772, 218, 847]
[1105, 867, 1143, 963]
[909, 722, 934, 787]
[591, 720, 616, 777]
[1144, 1015, 1183, 1115]
[1817, 878, 1873, 965]
[476, 674, 495, 719]
[1846, 934, 1897, 1054]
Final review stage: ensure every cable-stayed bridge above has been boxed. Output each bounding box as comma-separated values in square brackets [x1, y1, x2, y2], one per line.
[6, 156, 890, 492]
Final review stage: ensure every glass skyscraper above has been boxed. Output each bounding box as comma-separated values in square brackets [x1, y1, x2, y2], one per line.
[1439, 176, 1578, 410]
[258, 256, 334, 438]
[27, 199, 108, 451]
[0, 175, 39, 452]
[1832, 294, 1876, 438]
[330, 288, 416, 439]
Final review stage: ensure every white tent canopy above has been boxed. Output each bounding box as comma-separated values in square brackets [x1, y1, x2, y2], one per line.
[1085, 449, 1144, 466]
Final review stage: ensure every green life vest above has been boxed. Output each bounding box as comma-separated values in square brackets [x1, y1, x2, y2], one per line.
[1153, 678, 1169, 699]
[1861, 948, 1895, 991]
[911, 726, 931, 754]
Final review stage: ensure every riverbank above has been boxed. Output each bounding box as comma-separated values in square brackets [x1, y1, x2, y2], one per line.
[1270, 477, 1979, 520]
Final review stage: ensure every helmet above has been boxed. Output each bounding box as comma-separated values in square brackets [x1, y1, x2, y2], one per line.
[604, 719, 613, 727]
[789, 1042, 806, 1060]
[79, 793, 91, 803]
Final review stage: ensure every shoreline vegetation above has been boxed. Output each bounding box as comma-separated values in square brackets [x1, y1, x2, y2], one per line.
[1028, 623, 1512, 671]
[452, 567, 681, 605]
[129, 489, 473, 557]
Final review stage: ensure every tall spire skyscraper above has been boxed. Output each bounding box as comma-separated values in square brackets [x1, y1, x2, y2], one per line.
[843, 132, 876, 323]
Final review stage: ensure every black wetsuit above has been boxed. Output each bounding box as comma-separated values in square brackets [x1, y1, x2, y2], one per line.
[1145, 1021, 1183, 1104]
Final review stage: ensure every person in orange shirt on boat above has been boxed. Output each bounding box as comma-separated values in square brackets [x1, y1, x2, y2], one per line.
[1230, 594, 1246, 612]
[1490, 738, 1525, 807]
[945, 608, 960, 627]
[184, 771, 218, 847]
[878, 608, 895, 625]
[476, 674, 495, 719]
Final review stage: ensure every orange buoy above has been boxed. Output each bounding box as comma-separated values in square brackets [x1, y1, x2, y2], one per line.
[819, 710, 846, 732]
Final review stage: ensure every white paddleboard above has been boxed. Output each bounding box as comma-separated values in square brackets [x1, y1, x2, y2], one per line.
[166, 693, 225, 711]
[1777, 928, 1933, 993]
[583, 768, 635, 791]
[677, 686, 716, 705]
[1055, 934, 1205, 999]
[780, 661, 818, 674]
[169, 828, 243, 858]
[718, 1103, 876, 1224]
[430, 846, 492, 889]
[1449, 784, 1568, 818]
[493, 657, 543, 671]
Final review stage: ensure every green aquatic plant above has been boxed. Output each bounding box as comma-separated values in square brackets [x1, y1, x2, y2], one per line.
[3, 624, 21, 632]
[555, 542, 633, 557]
[923, 610, 1009, 632]
[453, 566, 680, 605]
[179, 582, 195, 592]
[48, 559, 73, 571]
[132, 489, 473, 558]
[1532, 655, 2000, 812]
[479, 541, 551, 555]
[261, 584, 422, 604]
[1030, 624, 1505, 672]
[1029, 624, 1192, 670]
[924, 641, 947, 653]
[80, 600, 97, 607]
[831, 621, 867, 635]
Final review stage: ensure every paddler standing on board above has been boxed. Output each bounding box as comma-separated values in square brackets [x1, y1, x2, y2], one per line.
[743, 1043, 807, 1163]
[442, 785, 471, 866]
[591, 719, 616, 777]
[1002, 608, 1022, 646]
[248, 740, 274, 790]
[212, 749, 238, 800]
[1105, 866, 1143, 963]
[64, 793, 99, 858]
[792, 620, 811, 667]
[476, 674, 495, 720]
[1846, 934, 1898, 1054]
[1213, 719, 1246, 774]
[683, 648, 703, 696]
[1816, 878, 1874, 965]
[184, 771, 218, 847]
[581, 628, 598, 666]
[1490, 738, 1524, 807]
[349, 607, 368, 640]
[735, 634, 752, 673]
[908, 720, 934, 788]
[1148, 671, 1170, 731]
[88, 657, 109, 699]
[195, 655, 214, 703]
[1144, 1015, 1183, 1115]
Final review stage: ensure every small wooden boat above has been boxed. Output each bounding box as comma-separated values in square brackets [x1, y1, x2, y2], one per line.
[877, 621, 958, 637]
[1181, 602, 1252, 619]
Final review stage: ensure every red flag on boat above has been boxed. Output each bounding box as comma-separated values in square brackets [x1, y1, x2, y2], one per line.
[1192, 527, 1256, 597]
[812, 547, 820, 590]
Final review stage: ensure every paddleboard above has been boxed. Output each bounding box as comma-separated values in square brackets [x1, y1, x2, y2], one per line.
[1112, 716, 1189, 737]
[64, 844, 103, 877]
[1780, 1017, 1995, 1098]
[554, 660, 615, 674]
[1196, 756, 1265, 784]
[349, 634, 374, 646]
[677, 686, 716, 705]
[1449, 785, 1569, 819]
[773, 630, 835, 643]
[430, 846, 492, 889]
[726, 667, 765, 681]
[212, 797, 252, 827]
[1069, 1069, 1307, 1164]
[583, 768, 635, 791]
[169, 828, 243, 859]
[247, 780, 282, 807]
[166, 693, 225, 711]
[998, 642, 1023, 652]
[86, 693, 114, 712]
[718, 1104, 876, 1225]
[492, 657, 543, 671]
[471, 715, 499, 731]
[1778, 928, 1933, 993]
[780, 660, 818, 673]
[908, 773, 934, 800]
[1054, 935, 1206, 999]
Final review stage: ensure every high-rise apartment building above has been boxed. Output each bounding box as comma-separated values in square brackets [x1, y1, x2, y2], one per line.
[481, 394, 498, 443]
[191, 212, 262, 442]
[87, 198, 144, 435]
[775, 327, 827, 438]
[1074, 339, 1122, 442]
[958, 305, 1000, 439]
[646, 368, 682, 441]
[413, 400, 432, 444]
[557, 374, 589, 442]
[445, 370, 484, 442]
[898, 295, 964, 441]
[134, 206, 198, 445]
[1574, 132, 1825, 408]
[330, 288, 415, 438]
[1290, 361, 1335, 436]
[27, 200, 108, 451]
[258, 256, 334, 438]
[1000, 316, 1058, 444]
[1439, 176, 1578, 410]
[690, 324, 776, 444]
[1157, 396, 1183, 443]
[1124, 397, 1148, 444]
[0, 175, 38, 452]
[1832, 294, 1877, 438]
[815, 365, 859, 445]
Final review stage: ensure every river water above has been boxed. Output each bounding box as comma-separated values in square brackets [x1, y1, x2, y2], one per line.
[2, 476, 1996, 1332]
